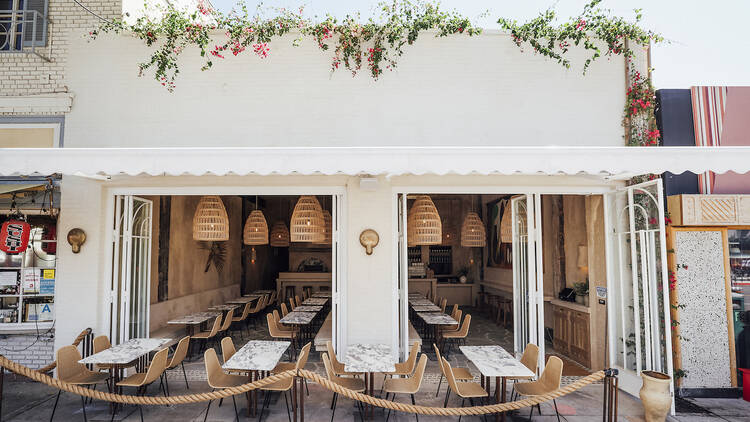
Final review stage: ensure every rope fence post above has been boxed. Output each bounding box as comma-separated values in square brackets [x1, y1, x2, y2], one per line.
[602, 368, 619, 422]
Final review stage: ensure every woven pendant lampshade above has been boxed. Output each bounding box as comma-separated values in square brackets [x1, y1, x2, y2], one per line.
[316, 210, 333, 245]
[407, 195, 442, 245]
[441, 221, 458, 246]
[290, 195, 325, 243]
[500, 200, 513, 243]
[461, 212, 486, 247]
[243, 209, 268, 245]
[192, 195, 230, 241]
[270, 221, 290, 247]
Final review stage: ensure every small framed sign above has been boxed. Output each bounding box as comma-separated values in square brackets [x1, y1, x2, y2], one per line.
[595, 286, 607, 299]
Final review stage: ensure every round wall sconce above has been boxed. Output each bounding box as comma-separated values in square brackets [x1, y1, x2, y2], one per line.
[67, 228, 86, 254]
[359, 229, 379, 255]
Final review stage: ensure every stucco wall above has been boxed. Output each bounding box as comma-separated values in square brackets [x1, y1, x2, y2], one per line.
[64, 31, 633, 148]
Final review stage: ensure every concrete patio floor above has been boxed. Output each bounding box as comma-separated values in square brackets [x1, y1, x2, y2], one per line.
[2, 308, 748, 421]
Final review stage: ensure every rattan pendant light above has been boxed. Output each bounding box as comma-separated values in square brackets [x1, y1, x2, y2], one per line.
[192, 195, 230, 241]
[270, 221, 290, 247]
[290, 195, 325, 243]
[316, 210, 333, 245]
[243, 197, 268, 245]
[461, 211, 487, 247]
[407, 195, 442, 245]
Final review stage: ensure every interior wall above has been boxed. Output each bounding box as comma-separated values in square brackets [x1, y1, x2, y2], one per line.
[147, 195, 243, 330]
[481, 194, 513, 295]
[563, 195, 588, 288]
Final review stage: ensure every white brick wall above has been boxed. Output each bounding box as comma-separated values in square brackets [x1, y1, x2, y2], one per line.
[0, 331, 55, 369]
[0, 0, 120, 114]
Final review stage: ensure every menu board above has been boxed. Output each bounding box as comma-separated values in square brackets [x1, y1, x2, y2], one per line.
[0, 271, 16, 286]
[21, 268, 40, 293]
[40, 269, 55, 295]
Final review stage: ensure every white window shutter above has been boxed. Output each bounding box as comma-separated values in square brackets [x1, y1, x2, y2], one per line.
[22, 0, 47, 46]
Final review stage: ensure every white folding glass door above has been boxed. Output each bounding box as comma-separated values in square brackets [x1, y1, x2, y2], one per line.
[331, 193, 345, 352]
[397, 193, 409, 359]
[111, 195, 153, 344]
[604, 180, 673, 403]
[512, 194, 545, 372]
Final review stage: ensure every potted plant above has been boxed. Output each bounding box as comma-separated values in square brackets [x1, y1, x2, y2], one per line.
[573, 280, 589, 306]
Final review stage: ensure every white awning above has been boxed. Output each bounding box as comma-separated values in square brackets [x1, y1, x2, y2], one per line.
[1, 146, 749, 179]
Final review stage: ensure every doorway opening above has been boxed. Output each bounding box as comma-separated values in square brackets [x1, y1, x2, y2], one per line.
[108, 193, 344, 354]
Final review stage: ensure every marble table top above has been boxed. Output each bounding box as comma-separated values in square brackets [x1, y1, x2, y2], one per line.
[226, 297, 255, 304]
[279, 311, 316, 325]
[302, 298, 328, 306]
[460, 345, 536, 378]
[344, 343, 396, 373]
[411, 304, 442, 312]
[167, 312, 220, 325]
[223, 340, 290, 372]
[208, 304, 241, 312]
[311, 292, 332, 298]
[253, 290, 275, 294]
[293, 305, 324, 313]
[79, 338, 171, 365]
[409, 299, 435, 306]
[417, 312, 457, 325]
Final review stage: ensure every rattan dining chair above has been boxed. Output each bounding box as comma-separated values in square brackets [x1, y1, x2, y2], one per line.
[267, 290, 277, 307]
[295, 295, 302, 308]
[50, 345, 110, 422]
[203, 348, 246, 422]
[434, 296, 442, 306]
[221, 336, 236, 362]
[231, 302, 253, 337]
[273, 309, 300, 333]
[248, 295, 267, 329]
[117, 348, 170, 422]
[164, 336, 191, 394]
[380, 342, 419, 394]
[267, 313, 297, 359]
[325, 340, 361, 377]
[192, 313, 223, 352]
[217, 308, 234, 339]
[508, 343, 539, 400]
[441, 314, 471, 357]
[280, 302, 290, 317]
[272, 342, 311, 396]
[440, 298, 447, 313]
[515, 355, 563, 422]
[322, 353, 366, 422]
[259, 342, 311, 421]
[434, 344, 473, 398]
[383, 354, 428, 422]
[288, 297, 296, 311]
[92, 335, 137, 373]
[440, 310, 462, 334]
[442, 356, 488, 422]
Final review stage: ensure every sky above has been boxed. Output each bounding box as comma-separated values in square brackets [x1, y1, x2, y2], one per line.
[208, 0, 748, 89]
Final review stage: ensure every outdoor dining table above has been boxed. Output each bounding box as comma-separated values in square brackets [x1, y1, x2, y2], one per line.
[343, 343, 395, 420]
[416, 312, 457, 346]
[167, 312, 220, 336]
[279, 311, 317, 342]
[79, 338, 172, 413]
[460, 345, 535, 422]
[301, 297, 327, 306]
[222, 340, 291, 418]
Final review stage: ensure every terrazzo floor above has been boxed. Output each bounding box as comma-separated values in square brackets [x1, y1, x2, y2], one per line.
[3, 307, 749, 421]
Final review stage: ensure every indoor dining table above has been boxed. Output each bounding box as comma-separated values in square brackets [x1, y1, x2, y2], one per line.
[460, 345, 535, 422]
[411, 304, 442, 312]
[279, 311, 317, 342]
[222, 340, 291, 418]
[301, 297, 327, 306]
[167, 311, 220, 336]
[409, 298, 435, 306]
[344, 343, 395, 420]
[226, 296, 256, 305]
[416, 312, 457, 346]
[310, 292, 332, 298]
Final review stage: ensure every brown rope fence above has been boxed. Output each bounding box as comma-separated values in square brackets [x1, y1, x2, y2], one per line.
[35, 328, 92, 374]
[0, 354, 613, 417]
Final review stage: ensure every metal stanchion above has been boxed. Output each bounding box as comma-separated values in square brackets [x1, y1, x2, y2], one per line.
[0, 364, 5, 422]
[602, 368, 618, 422]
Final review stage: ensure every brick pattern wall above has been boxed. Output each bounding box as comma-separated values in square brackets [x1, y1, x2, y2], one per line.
[0, 331, 54, 370]
[0, 0, 120, 100]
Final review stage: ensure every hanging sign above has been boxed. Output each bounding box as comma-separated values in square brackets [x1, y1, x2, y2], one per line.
[0, 220, 31, 254]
